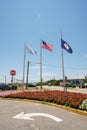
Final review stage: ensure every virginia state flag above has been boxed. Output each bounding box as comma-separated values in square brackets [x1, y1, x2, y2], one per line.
[42, 40, 53, 52]
[61, 38, 73, 54]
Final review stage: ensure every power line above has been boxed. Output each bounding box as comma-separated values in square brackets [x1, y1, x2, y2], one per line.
[29, 61, 87, 70]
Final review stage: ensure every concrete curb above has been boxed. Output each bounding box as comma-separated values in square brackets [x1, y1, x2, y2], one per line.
[0, 97, 87, 116]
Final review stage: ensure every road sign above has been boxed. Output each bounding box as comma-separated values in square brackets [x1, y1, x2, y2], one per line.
[13, 112, 63, 123]
[10, 70, 16, 76]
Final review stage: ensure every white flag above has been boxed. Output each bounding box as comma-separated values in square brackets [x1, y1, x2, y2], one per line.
[26, 44, 36, 55]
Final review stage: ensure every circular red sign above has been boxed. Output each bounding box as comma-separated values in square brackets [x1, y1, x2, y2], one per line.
[10, 70, 16, 76]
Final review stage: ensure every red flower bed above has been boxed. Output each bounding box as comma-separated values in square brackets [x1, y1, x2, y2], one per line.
[4, 90, 87, 109]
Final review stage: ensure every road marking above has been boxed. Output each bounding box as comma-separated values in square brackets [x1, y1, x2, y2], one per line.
[13, 112, 63, 123]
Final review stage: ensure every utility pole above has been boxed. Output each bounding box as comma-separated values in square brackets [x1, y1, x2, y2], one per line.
[5, 75, 6, 84]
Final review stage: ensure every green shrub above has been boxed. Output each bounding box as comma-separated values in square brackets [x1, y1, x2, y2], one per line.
[11, 85, 17, 90]
[79, 99, 87, 111]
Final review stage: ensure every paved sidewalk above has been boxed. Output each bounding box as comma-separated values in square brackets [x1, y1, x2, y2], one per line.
[0, 90, 23, 97]
[0, 90, 42, 97]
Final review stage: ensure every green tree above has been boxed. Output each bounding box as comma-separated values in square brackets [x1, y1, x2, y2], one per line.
[83, 76, 87, 83]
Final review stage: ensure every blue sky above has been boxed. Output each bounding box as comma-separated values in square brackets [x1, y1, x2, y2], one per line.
[0, 0, 87, 83]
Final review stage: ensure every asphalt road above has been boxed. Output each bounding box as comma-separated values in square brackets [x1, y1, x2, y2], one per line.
[0, 99, 87, 130]
[42, 85, 87, 94]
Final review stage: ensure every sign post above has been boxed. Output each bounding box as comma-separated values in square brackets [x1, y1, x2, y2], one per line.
[10, 70, 16, 83]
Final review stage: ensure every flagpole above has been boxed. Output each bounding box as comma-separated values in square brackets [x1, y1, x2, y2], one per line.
[22, 42, 26, 91]
[61, 47, 66, 92]
[26, 61, 30, 90]
[61, 33, 66, 92]
[40, 40, 42, 90]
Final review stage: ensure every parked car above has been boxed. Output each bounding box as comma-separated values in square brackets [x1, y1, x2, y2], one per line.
[0, 84, 11, 90]
[48, 83, 52, 86]
[28, 83, 36, 87]
[0, 84, 3, 90]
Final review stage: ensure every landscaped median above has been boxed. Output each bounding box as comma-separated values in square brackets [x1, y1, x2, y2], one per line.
[2, 90, 87, 112]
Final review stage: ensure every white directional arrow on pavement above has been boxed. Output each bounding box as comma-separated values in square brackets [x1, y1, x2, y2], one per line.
[13, 112, 63, 123]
